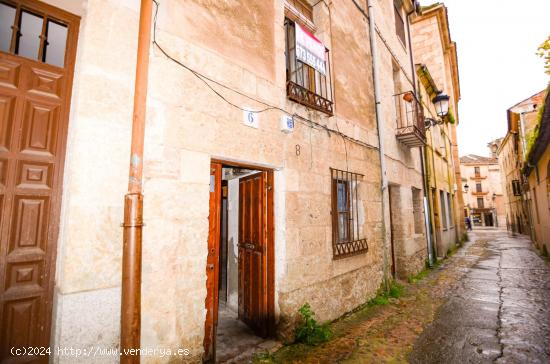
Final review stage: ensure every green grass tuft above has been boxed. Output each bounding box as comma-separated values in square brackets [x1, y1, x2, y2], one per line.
[294, 303, 332, 346]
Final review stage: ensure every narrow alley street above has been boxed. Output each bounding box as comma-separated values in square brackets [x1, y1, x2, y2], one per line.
[409, 229, 550, 363]
[260, 229, 550, 364]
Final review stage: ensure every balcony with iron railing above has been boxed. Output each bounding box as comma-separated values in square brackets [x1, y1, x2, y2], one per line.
[394, 91, 426, 147]
[285, 19, 333, 115]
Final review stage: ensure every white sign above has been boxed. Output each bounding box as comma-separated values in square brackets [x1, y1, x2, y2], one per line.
[280, 115, 294, 133]
[295, 23, 326, 75]
[243, 109, 259, 129]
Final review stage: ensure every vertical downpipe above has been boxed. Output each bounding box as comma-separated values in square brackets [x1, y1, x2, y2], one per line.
[366, 0, 390, 290]
[121, 0, 152, 362]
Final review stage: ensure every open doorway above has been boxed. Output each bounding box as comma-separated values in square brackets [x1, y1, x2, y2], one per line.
[203, 161, 276, 363]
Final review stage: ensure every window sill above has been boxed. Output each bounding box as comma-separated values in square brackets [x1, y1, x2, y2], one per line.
[333, 239, 368, 260]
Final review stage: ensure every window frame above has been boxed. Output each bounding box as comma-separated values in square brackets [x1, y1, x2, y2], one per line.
[447, 192, 454, 227]
[330, 168, 368, 259]
[477, 197, 484, 209]
[393, 2, 406, 47]
[476, 183, 482, 193]
[0, 0, 70, 67]
[412, 187, 424, 234]
[440, 190, 448, 230]
[284, 18, 334, 115]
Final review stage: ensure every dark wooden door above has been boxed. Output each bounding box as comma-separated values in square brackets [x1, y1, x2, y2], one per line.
[203, 162, 221, 363]
[0, 1, 79, 361]
[388, 187, 396, 278]
[238, 172, 268, 337]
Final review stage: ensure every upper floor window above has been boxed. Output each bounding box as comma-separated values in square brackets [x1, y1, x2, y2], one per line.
[474, 166, 480, 177]
[330, 168, 368, 259]
[512, 179, 522, 196]
[477, 197, 484, 209]
[394, 0, 406, 46]
[476, 183, 482, 192]
[285, 18, 333, 115]
[0, 1, 68, 67]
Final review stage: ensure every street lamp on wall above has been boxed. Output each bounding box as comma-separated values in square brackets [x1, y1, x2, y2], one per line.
[463, 183, 469, 193]
[432, 91, 450, 118]
[424, 91, 451, 129]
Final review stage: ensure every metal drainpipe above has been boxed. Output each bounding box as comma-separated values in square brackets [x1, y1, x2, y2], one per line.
[366, 0, 390, 290]
[121, 0, 152, 362]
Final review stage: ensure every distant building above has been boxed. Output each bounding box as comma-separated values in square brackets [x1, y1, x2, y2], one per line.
[412, 3, 465, 258]
[523, 87, 550, 254]
[460, 154, 506, 227]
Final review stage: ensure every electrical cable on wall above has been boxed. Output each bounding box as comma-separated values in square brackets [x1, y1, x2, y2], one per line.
[150, 0, 378, 158]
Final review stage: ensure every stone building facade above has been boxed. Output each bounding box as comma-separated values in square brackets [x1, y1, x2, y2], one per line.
[460, 155, 506, 228]
[0, 0, 438, 363]
[523, 87, 550, 254]
[411, 3, 465, 257]
[498, 90, 546, 236]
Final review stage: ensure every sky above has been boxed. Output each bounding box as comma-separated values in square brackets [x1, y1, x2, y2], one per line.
[418, 0, 549, 157]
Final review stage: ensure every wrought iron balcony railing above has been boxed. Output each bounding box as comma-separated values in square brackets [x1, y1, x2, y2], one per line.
[285, 19, 334, 115]
[394, 91, 426, 147]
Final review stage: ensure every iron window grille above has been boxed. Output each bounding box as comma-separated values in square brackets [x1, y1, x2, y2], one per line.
[511, 179, 522, 196]
[0, 0, 69, 67]
[285, 18, 333, 115]
[477, 197, 484, 209]
[330, 168, 368, 259]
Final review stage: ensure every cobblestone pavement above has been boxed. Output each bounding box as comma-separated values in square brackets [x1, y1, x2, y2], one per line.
[409, 229, 550, 364]
[259, 228, 550, 363]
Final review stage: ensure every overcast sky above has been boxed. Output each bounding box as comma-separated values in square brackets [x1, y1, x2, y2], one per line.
[417, 0, 549, 157]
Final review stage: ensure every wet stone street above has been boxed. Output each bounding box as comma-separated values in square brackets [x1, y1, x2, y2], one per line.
[409, 229, 550, 364]
[262, 228, 550, 363]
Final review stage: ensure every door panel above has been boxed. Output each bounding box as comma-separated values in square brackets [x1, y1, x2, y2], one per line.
[203, 162, 222, 363]
[0, 1, 79, 361]
[238, 172, 268, 337]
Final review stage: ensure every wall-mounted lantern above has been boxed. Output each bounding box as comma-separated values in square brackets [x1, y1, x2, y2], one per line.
[425, 91, 451, 129]
[432, 91, 450, 118]
[463, 183, 469, 193]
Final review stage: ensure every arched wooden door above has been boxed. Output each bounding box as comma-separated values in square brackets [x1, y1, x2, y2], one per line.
[0, 1, 79, 361]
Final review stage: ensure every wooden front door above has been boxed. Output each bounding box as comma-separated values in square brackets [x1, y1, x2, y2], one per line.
[238, 172, 269, 337]
[203, 162, 222, 363]
[203, 164, 274, 361]
[388, 186, 396, 278]
[0, 1, 79, 361]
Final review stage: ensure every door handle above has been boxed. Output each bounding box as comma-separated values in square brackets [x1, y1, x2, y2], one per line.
[239, 243, 256, 250]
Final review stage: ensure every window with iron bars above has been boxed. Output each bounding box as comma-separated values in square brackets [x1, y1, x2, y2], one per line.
[0, 1, 69, 67]
[284, 18, 333, 115]
[330, 168, 368, 259]
[477, 197, 484, 209]
[512, 179, 522, 196]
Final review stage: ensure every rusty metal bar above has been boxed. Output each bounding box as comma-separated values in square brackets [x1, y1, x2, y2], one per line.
[120, 0, 152, 362]
[355, 172, 358, 242]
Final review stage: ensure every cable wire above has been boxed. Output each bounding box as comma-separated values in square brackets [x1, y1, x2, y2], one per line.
[151, 0, 378, 154]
